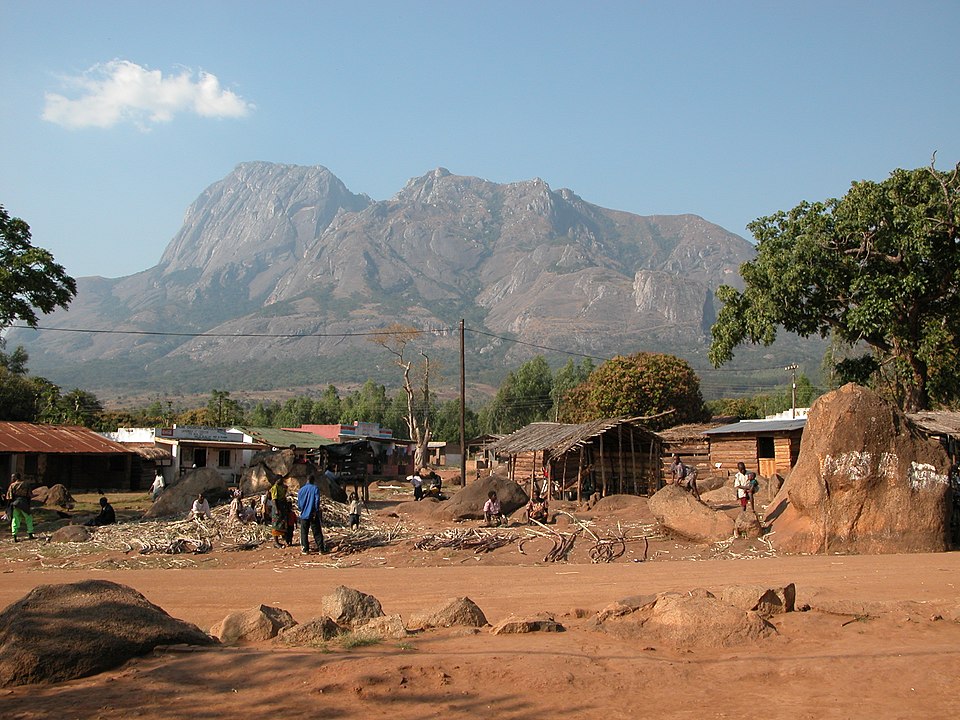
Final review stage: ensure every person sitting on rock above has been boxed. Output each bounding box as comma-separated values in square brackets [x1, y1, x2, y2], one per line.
[671, 454, 701, 501]
[734, 461, 757, 513]
[85, 496, 116, 527]
[483, 490, 505, 527]
[526, 491, 549, 524]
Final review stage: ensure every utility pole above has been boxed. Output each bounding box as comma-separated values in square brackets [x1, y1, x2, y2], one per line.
[459, 319, 467, 486]
[785, 364, 799, 418]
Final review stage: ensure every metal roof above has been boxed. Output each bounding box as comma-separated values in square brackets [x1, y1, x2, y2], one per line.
[490, 418, 660, 456]
[703, 418, 807, 435]
[0, 422, 132, 454]
[239, 427, 334, 449]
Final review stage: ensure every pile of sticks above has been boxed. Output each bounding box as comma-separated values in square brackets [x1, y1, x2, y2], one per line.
[414, 528, 518, 554]
[328, 521, 406, 556]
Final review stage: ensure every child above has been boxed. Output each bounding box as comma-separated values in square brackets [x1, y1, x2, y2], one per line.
[347, 492, 361, 531]
[483, 490, 504, 527]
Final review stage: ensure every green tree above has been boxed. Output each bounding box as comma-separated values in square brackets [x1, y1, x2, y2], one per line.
[481, 355, 554, 433]
[205, 390, 244, 427]
[431, 397, 480, 443]
[709, 163, 960, 411]
[59, 388, 104, 427]
[561, 352, 706, 426]
[0, 206, 77, 329]
[551, 358, 594, 420]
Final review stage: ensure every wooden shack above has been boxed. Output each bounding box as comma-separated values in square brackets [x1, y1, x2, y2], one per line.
[657, 420, 732, 488]
[703, 418, 806, 479]
[489, 418, 663, 500]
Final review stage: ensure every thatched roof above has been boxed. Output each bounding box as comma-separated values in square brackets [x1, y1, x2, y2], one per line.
[908, 411, 960, 438]
[490, 418, 660, 457]
[126, 443, 172, 462]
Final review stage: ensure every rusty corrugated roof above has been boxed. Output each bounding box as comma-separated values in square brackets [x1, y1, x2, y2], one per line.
[0, 422, 132, 454]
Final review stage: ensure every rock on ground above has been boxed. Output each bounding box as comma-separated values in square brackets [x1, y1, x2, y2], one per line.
[720, 584, 796, 616]
[594, 591, 775, 647]
[490, 614, 564, 634]
[46, 484, 75, 508]
[50, 525, 91, 543]
[211, 605, 297, 644]
[354, 614, 408, 640]
[735, 511, 763, 539]
[433, 472, 529, 521]
[648, 484, 735, 543]
[769, 383, 952, 554]
[143, 468, 228, 519]
[0, 580, 216, 687]
[321, 586, 385, 626]
[277, 616, 342, 645]
[409, 597, 488, 630]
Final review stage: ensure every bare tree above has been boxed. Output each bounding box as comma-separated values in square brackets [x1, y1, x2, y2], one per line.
[370, 324, 435, 468]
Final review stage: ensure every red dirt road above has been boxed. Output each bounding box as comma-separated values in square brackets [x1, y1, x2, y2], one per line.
[2, 552, 960, 720]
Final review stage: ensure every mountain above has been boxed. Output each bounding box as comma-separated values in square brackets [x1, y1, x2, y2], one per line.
[12, 162, 815, 400]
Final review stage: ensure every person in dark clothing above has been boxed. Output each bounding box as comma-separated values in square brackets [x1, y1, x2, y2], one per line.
[297, 474, 325, 554]
[85, 496, 116, 526]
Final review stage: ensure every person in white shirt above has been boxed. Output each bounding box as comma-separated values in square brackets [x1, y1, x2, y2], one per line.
[151, 472, 165, 501]
[733, 461, 757, 513]
[408, 473, 424, 501]
[483, 490, 505, 527]
[189, 493, 211, 520]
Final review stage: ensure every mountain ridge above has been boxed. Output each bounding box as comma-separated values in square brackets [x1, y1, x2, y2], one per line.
[11, 162, 819, 400]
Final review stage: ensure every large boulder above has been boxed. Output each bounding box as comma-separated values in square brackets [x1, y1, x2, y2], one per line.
[0, 580, 216, 687]
[240, 453, 347, 503]
[210, 605, 297, 644]
[143, 467, 228, 518]
[648, 484, 735, 543]
[43, 484, 76, 508]
[769, 384, 952, 554]
[433, 472, 529, 521]
[321, 586, 385, 626]
[594, 591, 775, 647]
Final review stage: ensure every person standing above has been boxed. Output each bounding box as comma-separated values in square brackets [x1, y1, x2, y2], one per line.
[151, 471, 165, 501]
[297, 474, 325, 554]
[6, 473, 34, 542]
[408, 472, 423, 501]
[347, 492, 361, 531]
[734, 461, 757, 513]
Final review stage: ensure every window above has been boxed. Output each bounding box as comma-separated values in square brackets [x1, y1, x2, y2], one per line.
[758, 437, 775, 459]
[218, 450, 231, 468]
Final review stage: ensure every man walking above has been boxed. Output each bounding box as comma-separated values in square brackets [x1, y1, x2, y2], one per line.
[297, 474, 325, 555]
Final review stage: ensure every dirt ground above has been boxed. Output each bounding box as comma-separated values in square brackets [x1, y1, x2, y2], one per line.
[1, 484, 959, 719]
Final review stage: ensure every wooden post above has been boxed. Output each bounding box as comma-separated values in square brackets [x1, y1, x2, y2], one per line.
[577, 448, 584, 502]
[629, 424, 638, 495]
[599, 433, 607, 497]
[560, 452, 569, 502]
[618, 423, 625, 495]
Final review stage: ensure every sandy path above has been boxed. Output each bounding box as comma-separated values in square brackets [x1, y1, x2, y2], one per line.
[2, 552, 960, 719]
[3, 551, 959, 629]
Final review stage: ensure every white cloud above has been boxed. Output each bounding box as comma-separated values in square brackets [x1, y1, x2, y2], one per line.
[42, 60, 254, 130]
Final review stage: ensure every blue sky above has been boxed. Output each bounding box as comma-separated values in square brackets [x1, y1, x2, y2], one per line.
[2, 0, 958, 279]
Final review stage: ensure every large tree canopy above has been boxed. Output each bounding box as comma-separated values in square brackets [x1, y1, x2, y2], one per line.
[709, 163, 960, 411]
[560, 352, 706, 425]
[0, 206, 77, 328]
